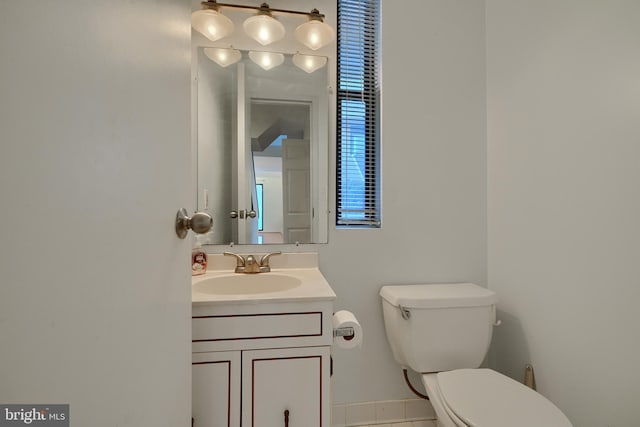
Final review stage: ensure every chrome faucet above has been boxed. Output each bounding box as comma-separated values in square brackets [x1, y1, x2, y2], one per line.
[244, 254, 259, 273]
[224, 251, 281, 274]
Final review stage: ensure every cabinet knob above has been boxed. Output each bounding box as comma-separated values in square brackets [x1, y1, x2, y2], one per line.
[284, 409, 289, 427]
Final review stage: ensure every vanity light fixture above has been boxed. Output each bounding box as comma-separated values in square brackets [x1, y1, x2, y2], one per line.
[243, 3, 285, 46]
[192, 1, 335, 50]
[248, 51, 285, 71]
[204, 47, 242, 67]
[191, 4, 235, 42]
[294, 9, 335, 51]
[292, 53, 327, 73]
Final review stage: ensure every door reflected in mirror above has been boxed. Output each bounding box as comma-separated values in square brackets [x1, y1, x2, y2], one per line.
[196, 47, 329, 245]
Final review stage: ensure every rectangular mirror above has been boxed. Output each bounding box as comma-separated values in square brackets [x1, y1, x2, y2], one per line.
[195, 47, 329, 245]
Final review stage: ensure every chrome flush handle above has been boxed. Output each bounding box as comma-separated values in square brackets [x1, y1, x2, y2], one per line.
[492, 305, 502, 326]
[399, 305, 411, 320]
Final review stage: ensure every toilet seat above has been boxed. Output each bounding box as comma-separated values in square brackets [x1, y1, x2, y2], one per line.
[424, 369, 572, 427]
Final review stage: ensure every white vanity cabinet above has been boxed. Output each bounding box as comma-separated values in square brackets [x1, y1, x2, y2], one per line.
[192, 351, 241, 427]
[242, 346, 330, 427]
[192, 299, 333, 427]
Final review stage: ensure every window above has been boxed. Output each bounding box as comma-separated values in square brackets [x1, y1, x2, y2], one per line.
[256, 183, 264, 231]
[336, 0, 381, 227]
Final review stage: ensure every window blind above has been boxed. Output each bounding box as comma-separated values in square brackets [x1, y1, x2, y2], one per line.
[336, 0, 381, 227]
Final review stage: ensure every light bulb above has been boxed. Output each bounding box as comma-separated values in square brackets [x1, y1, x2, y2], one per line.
[294, 19, 335, 50]
[292, 53, 327, 73]
[191, 9, 234, 42]
[244, 14, 285, 46]
[204, 48, 242, 68]
[248, 51, 284, 71]
[259, 28, 270, 42]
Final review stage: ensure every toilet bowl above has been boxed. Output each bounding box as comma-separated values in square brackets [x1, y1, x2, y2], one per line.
[422, 369, 571, 427]
[380, 283, 572, 427]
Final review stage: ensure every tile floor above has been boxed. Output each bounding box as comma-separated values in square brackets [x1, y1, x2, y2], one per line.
[359, 422, 436, 427]
[332, 398, 436, 427]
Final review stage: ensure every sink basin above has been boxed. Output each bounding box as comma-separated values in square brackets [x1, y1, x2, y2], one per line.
[193, 274, 302, 295]
[191, 253, 336, 305]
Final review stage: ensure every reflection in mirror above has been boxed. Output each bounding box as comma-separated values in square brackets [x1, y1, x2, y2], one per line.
[196, 47, 329, 245]
[252, 100, 311, 244]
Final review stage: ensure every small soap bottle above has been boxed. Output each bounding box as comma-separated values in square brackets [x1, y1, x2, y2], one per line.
[192, 237, 207, 276]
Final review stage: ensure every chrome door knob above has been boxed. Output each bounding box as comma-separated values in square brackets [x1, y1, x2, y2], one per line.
[230, 210, 239, 219]
[175, 208, 213, 239]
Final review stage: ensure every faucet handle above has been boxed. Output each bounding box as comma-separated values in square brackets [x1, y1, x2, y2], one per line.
[223, 252, 245, 267]
[259, 251, 282, 268]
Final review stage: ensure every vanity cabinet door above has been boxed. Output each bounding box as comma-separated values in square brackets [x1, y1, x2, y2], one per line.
[242, 346, 330, 427]
[192, 351, 241, 427]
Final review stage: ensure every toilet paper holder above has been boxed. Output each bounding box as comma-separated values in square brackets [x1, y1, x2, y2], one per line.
[333, 327, 355, 338]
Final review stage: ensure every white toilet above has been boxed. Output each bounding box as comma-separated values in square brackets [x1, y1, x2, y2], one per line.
[380, 283, 572, 427]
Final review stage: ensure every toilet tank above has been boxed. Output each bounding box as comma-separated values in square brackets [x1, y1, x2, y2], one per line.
[380, 283, 498, 373]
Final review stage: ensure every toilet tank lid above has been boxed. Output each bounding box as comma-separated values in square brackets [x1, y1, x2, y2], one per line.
[379, 283, 497, 309]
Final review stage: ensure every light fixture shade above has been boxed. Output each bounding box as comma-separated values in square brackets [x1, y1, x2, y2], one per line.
[204, 47, 242, 67]
[248, 51, 285, 71]
[294, 20, 335, 50]
[292, 53, 327, 73]
[191, 9, 234, 42]
[243, 14, 285, 46]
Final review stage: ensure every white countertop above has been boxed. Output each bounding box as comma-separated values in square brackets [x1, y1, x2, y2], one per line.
[192, 253, 336, 306]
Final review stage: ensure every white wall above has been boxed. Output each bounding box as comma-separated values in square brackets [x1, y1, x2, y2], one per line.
[320, 0, 488, 403]
[197, 49, 234, 244]
[204, 0, 488, 405]
[251, 103, 310, 141]
[255, 171, 284, 233]
[486, 1, 640, 426]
